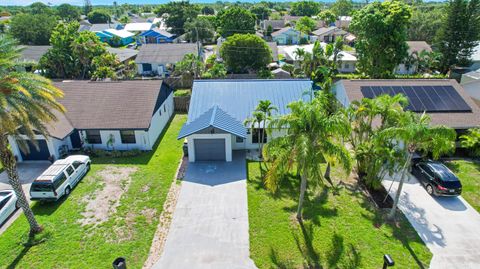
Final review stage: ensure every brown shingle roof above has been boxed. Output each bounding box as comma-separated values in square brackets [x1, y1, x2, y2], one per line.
[47, 80, 166, 139]
[19, 46, 51, 62]
[337, 79, 480, 129]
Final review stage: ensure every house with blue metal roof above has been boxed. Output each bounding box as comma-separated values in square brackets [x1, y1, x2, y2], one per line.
[138, 28, 176, 45]
[178, 79, 313, 162]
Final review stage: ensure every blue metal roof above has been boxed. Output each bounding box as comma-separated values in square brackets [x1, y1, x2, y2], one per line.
[178, 105, 247, 139]
[186, 79, 313, 125]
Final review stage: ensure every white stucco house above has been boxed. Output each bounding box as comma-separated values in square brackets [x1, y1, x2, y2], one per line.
[135, 43, 200, 76]
[178, 79, 313, 162]
[396, 41, 433, 75]
[461, 69, 480, 101]
[9, 80, 174, 162]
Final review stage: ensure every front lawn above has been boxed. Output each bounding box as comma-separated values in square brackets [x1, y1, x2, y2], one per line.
[0, 114, 187, 269]
[444, 159, 480, 212]
[247, 162, 432, 269]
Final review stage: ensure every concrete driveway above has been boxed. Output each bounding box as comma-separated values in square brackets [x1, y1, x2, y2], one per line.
[383, 174, 480, 269]
[0, 162, 50, 234]
[153, 151, 256, 269]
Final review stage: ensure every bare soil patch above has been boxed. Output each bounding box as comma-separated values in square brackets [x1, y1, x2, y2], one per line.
[80, 166, 138, 226]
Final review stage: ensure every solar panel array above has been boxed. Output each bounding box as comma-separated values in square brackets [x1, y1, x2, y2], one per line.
[360, 85, 472, 113]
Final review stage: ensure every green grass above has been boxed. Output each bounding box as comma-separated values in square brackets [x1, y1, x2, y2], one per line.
[247, 162, 432, 269]
[173, 89, 191, 97]
[0, 114, 187, 269]
[444, 159, 480, 212]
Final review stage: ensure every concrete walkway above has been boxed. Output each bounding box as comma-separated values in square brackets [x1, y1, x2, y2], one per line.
[153, 151, 256, 269]
[383, 174, 480, 269]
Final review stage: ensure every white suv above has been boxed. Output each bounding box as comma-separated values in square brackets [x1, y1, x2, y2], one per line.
[30, 155, 91, 202]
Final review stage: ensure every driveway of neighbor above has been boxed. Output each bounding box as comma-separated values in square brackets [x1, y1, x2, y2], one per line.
[153, 151, 256, 269]
[383, 174, 480, 269]
[0, 162, 50, 234]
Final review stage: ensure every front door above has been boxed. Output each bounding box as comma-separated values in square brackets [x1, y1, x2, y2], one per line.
[70, 130, 82, 149]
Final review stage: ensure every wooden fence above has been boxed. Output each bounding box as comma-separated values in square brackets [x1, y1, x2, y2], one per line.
[174, 96, 190, 113]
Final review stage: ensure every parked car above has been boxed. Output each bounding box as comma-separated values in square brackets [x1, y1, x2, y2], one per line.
[30, 155, 91, 202]
[0, 190, 18, 226]
[411, 160, 462, 196]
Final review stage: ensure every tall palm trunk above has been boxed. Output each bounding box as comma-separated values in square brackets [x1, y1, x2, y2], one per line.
[388, 152, 413, 219]
[0, 135, 42, 235]
[297, 170, 308, 220]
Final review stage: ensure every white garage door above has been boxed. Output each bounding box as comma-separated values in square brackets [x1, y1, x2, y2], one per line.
[194, 139, 226, 161]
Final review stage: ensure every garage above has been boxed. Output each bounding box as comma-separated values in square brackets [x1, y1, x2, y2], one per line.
[18, 139, 51, 161]
[194, 139, 226, 161]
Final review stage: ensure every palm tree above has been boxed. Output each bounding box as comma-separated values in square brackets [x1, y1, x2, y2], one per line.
[384, 112, 456, 219]
[244, 100, 278, 159]
[0, 35, 65, 235]
[264, 93, 351, 220]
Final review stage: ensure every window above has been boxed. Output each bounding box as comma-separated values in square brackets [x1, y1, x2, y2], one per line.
[0, 197, 11, 210]
[236, 136, 244, 143]
[53, 173, 67, 189]
[66, 166, 74, 176]
[252, 128, 267, 144]
[344, 63, 350, 69]
[86, 130, 102, 144]
[31, 182, 53, 192]
[72, 161, 82, 169]
[120, 130, 136, 144]
[143, 63, 152, 72]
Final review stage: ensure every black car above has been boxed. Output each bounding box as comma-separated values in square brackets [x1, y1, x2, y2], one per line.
[411, 160, 462, 196]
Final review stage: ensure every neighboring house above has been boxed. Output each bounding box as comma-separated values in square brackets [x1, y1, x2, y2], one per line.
[135, 43, 200, 76]
[271, 27, 308, 45]
[272, 68, 291, 78]
[282, 43, 357, 73]
[396, 41, 433, 75]
[461, 69, 480, 101]
[106, 47, 138, 64]
[9, 80, 174, 162]
[311, 26, 348, 43]
[470, 44, 480, 71]
[18, 45, 51, 72]
[178, 79, 313, 162]
[124, 22, 153, 33]
[79, 23, 122, 32]
[267, 42, 279, 62]
[334, 79, 480, 134]
[96, 29, 135, 46]
[260, 20, 285, 32]
[138, 28, 176, 44]
[335, 16, 352, 29]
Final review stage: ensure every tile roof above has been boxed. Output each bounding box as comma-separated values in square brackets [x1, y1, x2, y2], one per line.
[19, 45, 51, 62]
[261, 20, 285, 30]
[178, 105, 247, 139]
[46, 80, 169, 139]
[186, 79, 313, 125]
[335, 79, 480, 129]
[135, 43, 198, 64]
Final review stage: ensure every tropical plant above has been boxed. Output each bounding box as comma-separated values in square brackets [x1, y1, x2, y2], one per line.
[264, 93, 351, 220]
[0, 35, 65, 235]
[9, 13, 58, 45]
[217, 6, 256, 37]
[220, 34, 272, 73]
[91, 53, 121, 80]
[244, 100, 278, 158]
[290, 1, 321, 16]
[173, 53, 204, 81]
[295, 16, 317, 35]
[460, 128, 480, 157]
[318, 10, 337, 26]
[202, 63, 227, 79]
[384, 112, 456, 219]
[155, 1, 200, 36]
[87, 10, 110, 23]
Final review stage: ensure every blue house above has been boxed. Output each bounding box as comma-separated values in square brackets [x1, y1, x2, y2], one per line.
[138, 28, 176, 45]
[96, 29, 135, 46]
[271, 27, 309, 45]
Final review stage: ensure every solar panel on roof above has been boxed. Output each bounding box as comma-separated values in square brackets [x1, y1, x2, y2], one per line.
[360, 85, 472, 113]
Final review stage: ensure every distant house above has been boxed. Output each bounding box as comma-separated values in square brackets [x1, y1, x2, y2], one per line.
[135, 43, 200, 76]
[282, 43, 357, 73]
[271, 27, 308, 45]
[470, 44, 480, 71]
[178, 79, 313, 162]
[311, 26, 348, 43]
[267, 42, 279, 62]
[18, 45, 51, 72]
[396, 41, 433, 75]
[260, 20, 285, 32]
[96, 29, 135, 46]
[334, 79, 480, 133]
[9, 80, 174, 162]
[138, 28, 176, 44]
[106, 47, 138, 64]
[124, 22, 153, 33]
[461, 68, 480, 102]
[272, 68, 291, 79]
[79, 23, 122, 32]
[335, 16, 352, 29]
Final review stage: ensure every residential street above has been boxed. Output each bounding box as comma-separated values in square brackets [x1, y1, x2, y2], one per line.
[383, 174, 480, 269]
[153, 151, 256, 269]
[0, 162, 50, 235]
